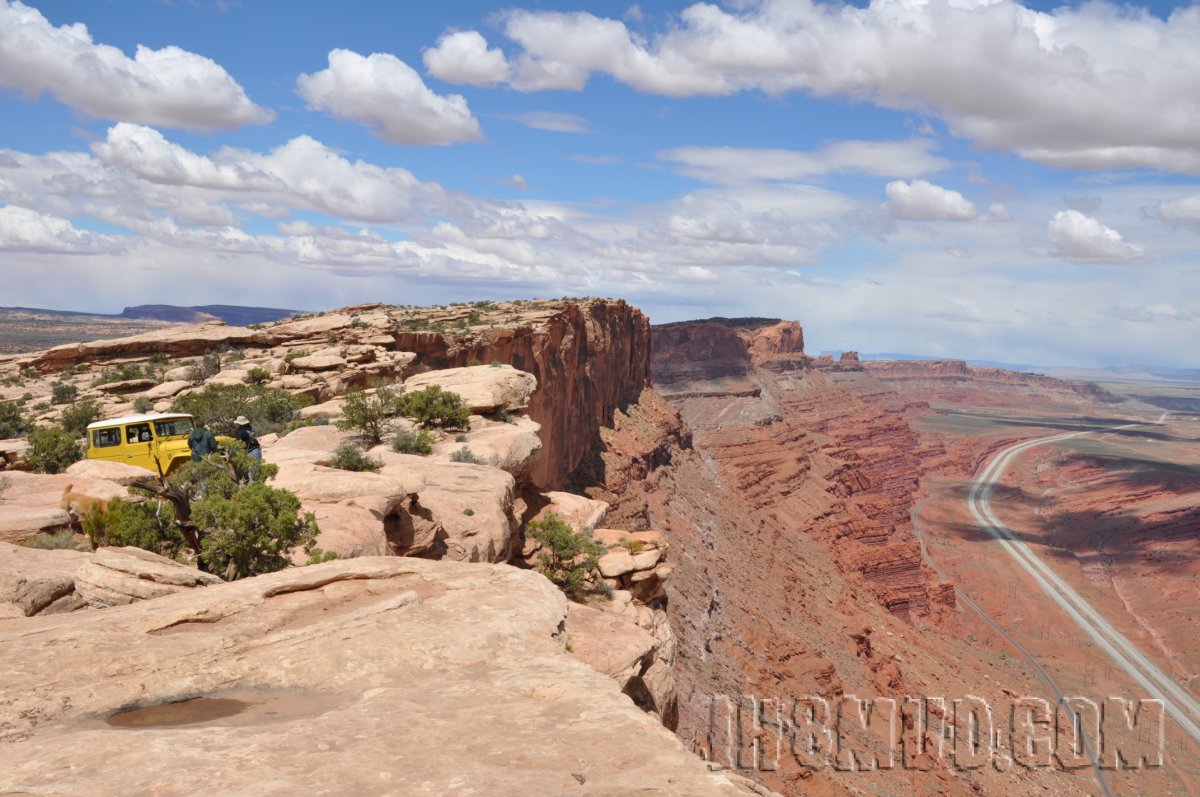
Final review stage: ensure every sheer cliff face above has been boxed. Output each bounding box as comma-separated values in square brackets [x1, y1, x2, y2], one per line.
[393, 300, 651, 491]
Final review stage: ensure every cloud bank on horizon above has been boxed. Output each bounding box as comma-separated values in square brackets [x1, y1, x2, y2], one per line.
[0, 0, 1197, 367]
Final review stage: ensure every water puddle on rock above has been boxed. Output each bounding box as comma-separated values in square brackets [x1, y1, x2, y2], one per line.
[104, 689, 341, 730]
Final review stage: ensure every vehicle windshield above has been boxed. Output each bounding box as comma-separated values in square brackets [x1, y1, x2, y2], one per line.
[154, 418, 194, 437]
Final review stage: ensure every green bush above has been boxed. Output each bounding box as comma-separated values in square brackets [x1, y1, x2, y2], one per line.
[398, 385, 470, 431]
[391, 427, 434, 455]
[330, 441, 382, 473]
[463, 507, 475, 516]
[50, 383, 78, 405]
[60, 397, 102, 438]
[25, 427, 82, 474]
[193, 481, 318, 579]
[449, 446, 483, 464]
[84, 497, 179, 554]
[0, 400, 25, 438]
[89, 446, 318, 579]
[132, 396, 152, 414]
[246, 367, 271, 385]
[0, 474, 8, 498]
[336, 386, 399, 445]
[169, 383, 311, 436]
[526, 513, 606, 602]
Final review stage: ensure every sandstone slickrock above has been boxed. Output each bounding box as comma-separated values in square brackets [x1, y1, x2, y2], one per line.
[141, 379, 193, 399]
[0, 558, 772, 797]
[402, 363, 537, 412]
[0, 541, 87, 616]
[73, 546, 222, 607]
[432, 415, 542, 481]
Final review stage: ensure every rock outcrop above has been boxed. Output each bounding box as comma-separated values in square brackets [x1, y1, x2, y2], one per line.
[73, 546, 223, 608]
[0, 542, 88, 617]
[0, 557, 772, 797]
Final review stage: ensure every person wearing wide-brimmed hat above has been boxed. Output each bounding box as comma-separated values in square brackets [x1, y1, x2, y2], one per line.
[233, 415, 262, 461]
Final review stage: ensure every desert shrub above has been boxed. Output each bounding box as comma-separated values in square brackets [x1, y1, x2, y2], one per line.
[23, 530, 86, 551]
[84, 497, 179, 554]
[463, 507, 475, 516]
[170, 383, 311, 436]
[0, 400, 25, 438]
[199, 354, 222, 379]
[336, 386, 399, 445]
[398, 385, 470, 431]
[0, 474, 8, 498]
[192, 481, 318, 579]
[330, 441, 382, 473]
[283, 350, 308, 363]
[391, 427, 434, 455]
[619, 538, 648, 553]
[90, 362, 149, 386]
[449, 446, 483, 465]
[307, 547, 339, 564]
[60, 397, 102, 438]
[526, 513, 605, 602]
[25, 427, 82, 474]
[148, 352, 170, 366]
[50, 383, 77, 405]
[95, 446, 317, 578]
[132, 396, 152, 414]
[246, 367, 271, 385]
[454, 433, 468, 443]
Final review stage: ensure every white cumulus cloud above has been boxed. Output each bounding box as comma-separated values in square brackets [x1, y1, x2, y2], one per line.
[445, 2, 1200, 174]
[0, 204, 127, 254]
[423, 30, 510, 85]
[0, 0, 272, 130]
[298, 49, 483, 146]
[1153, 194, 1200, 229]
[664, 139, 950, 184]
[885, 180, 978, 221]
[1047, 209, 1144, 263]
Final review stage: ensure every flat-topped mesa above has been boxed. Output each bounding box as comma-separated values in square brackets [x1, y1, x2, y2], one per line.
[651, 318, 807, 394]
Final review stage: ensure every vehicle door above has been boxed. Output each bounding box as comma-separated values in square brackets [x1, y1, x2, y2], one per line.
[123, 422, 155, 469]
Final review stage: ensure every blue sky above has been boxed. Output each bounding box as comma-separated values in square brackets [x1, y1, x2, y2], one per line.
[1, 0, 1198, 367]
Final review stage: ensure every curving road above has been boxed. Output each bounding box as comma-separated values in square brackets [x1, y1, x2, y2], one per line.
[965, 413, 1200, 746]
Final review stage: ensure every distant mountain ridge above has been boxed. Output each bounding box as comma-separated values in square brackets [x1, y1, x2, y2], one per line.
[820, 351, 1200, 384]
[0, 304, 301, 354]
[119, 305, 298, 325]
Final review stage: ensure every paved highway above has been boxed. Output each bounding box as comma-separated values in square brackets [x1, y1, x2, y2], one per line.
[965, 413, 1200, 746]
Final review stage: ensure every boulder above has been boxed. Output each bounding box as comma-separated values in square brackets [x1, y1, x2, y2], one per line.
[73, 546, 222, 608]
[270, 462, 418, 516]
[0, 437, 30, 470]
[566, 601, 679, 728]
[0, 541, 88, 616]
[0, 558, 770, 796]
[432, 416, 541, 481]
[64, 459, 154, 485]
[403, 364, 537, 413]
[94, 378, 156, 394]
[297, 398, 344, 421]
[0, 472, 132, 543]
[268, 312, 352, 339]
[264, 424, 356, 463]
[162, 365, 196, 382]
[372, 451, 520, 563]
[142, 380, 193, 399]
[290, 354, 345, 371]
[533, 491, 609, 534]
[206, 368, 250, 385]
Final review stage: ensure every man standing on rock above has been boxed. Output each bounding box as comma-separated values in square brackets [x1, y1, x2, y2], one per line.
[188, 420, 217, 462]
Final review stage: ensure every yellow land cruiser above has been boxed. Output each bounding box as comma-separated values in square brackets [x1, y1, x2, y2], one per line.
[85, 413, 200, 476]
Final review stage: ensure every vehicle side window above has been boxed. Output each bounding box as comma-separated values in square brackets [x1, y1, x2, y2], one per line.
[155, 418, 193, 437]
[126, 423, 152, 443]
[91, 428, 121, 448]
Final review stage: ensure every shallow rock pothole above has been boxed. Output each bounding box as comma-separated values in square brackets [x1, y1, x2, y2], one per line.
[104, 689, 342, 729]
